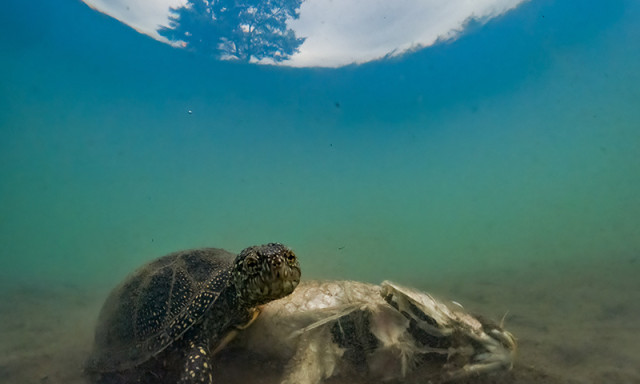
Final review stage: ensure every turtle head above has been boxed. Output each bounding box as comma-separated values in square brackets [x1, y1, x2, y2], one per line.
[232, 243, 301, 307]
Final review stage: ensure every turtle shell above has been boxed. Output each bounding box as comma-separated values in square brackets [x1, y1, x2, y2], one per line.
[89, 248, 235, 372]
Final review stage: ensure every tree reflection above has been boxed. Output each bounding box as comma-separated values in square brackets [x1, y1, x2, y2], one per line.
[159, 0, 305, 63]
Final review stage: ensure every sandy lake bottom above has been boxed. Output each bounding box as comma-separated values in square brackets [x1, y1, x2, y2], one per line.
[1, 256, 639, 384]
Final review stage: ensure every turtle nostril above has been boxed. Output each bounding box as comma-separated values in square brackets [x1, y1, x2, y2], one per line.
[271, 257, 283, 268]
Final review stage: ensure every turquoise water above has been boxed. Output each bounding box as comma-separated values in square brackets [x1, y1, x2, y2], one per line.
[1, 0, 639, 292]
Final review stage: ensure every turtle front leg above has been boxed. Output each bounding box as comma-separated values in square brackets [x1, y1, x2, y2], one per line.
[211, 308, 261, 355]
[179, 336, 214, 384]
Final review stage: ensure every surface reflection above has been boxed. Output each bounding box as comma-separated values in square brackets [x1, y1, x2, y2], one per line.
[159, 0, 305, 63]
[81, 0, 527, 67]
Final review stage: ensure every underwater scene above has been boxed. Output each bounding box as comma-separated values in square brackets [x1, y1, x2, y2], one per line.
[1, 0, 639, 383]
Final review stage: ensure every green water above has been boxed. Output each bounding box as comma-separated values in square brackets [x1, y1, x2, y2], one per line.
[1, 1, 640, 383]
[1, 1, 639, 291]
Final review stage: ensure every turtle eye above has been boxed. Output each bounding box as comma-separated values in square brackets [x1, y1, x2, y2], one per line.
[286, 252, 297, 265]
[244, 256, 259, 272]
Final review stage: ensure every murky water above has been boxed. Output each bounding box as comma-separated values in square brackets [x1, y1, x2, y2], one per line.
[1, 1, 639, 383]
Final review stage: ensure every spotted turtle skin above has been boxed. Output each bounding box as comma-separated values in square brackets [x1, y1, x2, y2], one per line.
[86, 243, 301, 384]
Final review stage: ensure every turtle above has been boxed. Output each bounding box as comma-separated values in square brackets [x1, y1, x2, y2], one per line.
[85, 243, 301, 384]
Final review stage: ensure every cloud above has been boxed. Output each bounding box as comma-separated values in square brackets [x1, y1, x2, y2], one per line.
[285, 0, 528, 67]
[81, 0, 187, 42]
[81, 0, 527, 67]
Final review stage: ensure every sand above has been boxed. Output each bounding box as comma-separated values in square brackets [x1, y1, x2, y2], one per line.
[1, 256, 639, 384]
